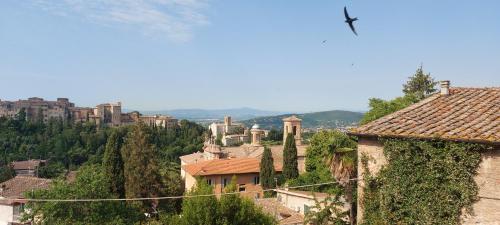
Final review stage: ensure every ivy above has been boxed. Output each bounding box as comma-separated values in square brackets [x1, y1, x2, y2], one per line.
[361, 139, 489, 225]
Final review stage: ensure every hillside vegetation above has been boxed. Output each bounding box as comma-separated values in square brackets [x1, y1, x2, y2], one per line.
[241, 110, 364, 129]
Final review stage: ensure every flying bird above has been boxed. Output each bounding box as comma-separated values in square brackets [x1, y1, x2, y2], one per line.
[322, 40, 327, 43]
[344, 6, 358, 36]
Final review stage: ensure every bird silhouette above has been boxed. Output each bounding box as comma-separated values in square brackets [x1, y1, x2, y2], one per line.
[322, 40, 327, 43]
[344, 6, 358, 36]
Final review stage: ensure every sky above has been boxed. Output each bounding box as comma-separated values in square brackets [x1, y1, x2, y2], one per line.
[1, 0, 499, 112]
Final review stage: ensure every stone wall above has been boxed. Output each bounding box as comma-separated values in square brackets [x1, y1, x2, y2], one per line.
[462, 147, 500, 224]
[356, 137, 386, 223]
[356, 138, 500, 224]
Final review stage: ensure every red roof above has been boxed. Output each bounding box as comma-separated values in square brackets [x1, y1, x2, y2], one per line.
[350, 87, 500, 144]
[0, 176, 51, 199]
[182, 158, 282, 176]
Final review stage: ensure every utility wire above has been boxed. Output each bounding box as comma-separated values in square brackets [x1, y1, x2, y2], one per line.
[8, 179, 358, 203]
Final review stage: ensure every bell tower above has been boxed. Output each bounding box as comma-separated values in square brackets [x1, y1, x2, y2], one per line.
[283, 115, 302, 145]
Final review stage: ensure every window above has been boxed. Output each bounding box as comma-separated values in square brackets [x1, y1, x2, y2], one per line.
[222, 178, 228, 187]
[207, 179, 212, 186]
[304, 205, 311, 214]
[253, 176, 260, 185]
[293, 126, 297, 135]
[238, 184, 246, 192]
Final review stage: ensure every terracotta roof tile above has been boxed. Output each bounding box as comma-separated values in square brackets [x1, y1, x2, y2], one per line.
[182, 158, 283, 176]
[0, 176, 51, 199]
[349, 87, 500, 144]
[11, 160, 46, 170]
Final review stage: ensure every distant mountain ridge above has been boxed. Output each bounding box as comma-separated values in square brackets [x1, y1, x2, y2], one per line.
[240, 110, 364, 129]
[123, 107, 288, 120]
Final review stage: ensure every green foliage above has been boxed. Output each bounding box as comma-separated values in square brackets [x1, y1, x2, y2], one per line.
[0, 165, 15, 183]
[402, 66, 438, 101]
[103, 127, 127, 197]
[180, 179, 219, 225]
[304, 194, 349, 225]
[263, 128, 282, 142]
[282, 133, 299, 180]
[360, 66, 438, 125]
[177, 177, 276, 225]
[24, 164, 142, 225]
[38, 162, 65, 179]
[260, 147, 276, 191]
[122, 123, 163, 213]
[361, 139, 488, 225]
[360, 95, 417, 125]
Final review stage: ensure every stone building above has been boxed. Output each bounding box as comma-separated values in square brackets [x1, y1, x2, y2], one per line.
[0, 97, 73, 122]
[0, 176, 51, 225]
[182, 157, 282, 199]
[349, 81, 500, 224]
[208, 116, 248, 145]
[0, 97, 177, 128]
[180, 116, 308, 196]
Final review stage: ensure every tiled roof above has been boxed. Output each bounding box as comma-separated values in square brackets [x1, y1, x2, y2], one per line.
[182, 158, 283, 176]
[0, 176, 51, 199]
[254, 198, 304, 225]
[180, 144, 307, 165]
[283, 115, 302, 122]
[11, 160, 46, 170]
[349, 87, 500, 144]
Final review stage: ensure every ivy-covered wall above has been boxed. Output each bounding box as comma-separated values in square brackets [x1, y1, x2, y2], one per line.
[357, 137, 497, 224]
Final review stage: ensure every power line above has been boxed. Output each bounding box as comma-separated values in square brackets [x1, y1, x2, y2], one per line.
[8, 179, 358, 203]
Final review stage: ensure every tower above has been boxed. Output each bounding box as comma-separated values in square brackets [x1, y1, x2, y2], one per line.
[251, 124, 263, 146]
[283, 115, 302, 145]
[224, 116, 232, 132]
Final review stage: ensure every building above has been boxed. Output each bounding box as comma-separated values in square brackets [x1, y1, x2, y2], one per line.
[208, 116, 249, 145]
[0, 97, 177, 128]
[254, 189, 347, 225]
[180, 116, 308, 196]
[182, 157, 282, 198]
[11, 160, 46, 177]
[0, 97, 73, 123]
[0, 176, 51, 225]
[349, 81, 500, 224]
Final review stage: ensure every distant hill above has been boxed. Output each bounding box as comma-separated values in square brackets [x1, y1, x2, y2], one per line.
[124, 107, 288, 121]
[240, 110, 364, 129]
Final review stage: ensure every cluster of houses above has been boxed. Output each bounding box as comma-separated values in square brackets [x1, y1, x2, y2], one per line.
[0, 81, 498, 224]
[181, 115, 320, 224]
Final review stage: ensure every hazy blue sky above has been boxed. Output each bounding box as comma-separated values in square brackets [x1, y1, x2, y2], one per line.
[1, 1, 499, 112]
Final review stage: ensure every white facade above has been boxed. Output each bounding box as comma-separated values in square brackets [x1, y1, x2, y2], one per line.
[0, 203, 22, 225]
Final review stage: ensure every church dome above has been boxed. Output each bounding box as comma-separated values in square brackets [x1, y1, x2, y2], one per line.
[251, 124, 260, 129]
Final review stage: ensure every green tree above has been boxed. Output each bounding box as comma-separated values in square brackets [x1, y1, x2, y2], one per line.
[361, 66, 437, 125]
[0, 165, 15, 183]
[323, 132, 357, 225]
[360, 95, 417, 125]
[15, 108, 27, 122]
[121, 123, 163, 213]
[222, 176, 277, 225]
[180, 179, 218, 225]
[304, 194, 349, 225]
[403, 66, 437, 101]
[259, 147, 276, 193]
[103, 128, 127, 197]
[282, 133, 299, 180]
[23, 164, 141, 225]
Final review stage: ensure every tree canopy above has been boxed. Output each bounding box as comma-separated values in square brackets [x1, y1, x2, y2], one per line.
[360, 67, 436, 124]
[282, 133, 299, 180]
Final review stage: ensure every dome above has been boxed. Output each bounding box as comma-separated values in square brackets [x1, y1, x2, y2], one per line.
[251, 124, 260, 129]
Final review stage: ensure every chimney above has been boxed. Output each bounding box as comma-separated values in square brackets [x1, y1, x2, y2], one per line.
[440, 80, 450, 96]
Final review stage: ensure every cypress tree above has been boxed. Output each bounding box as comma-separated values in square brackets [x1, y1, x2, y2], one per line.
[121, 123, 163, 212]
[282, 133, 299, 180]
[260, 147, 276, 190]
[102, 128, 126, 197]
